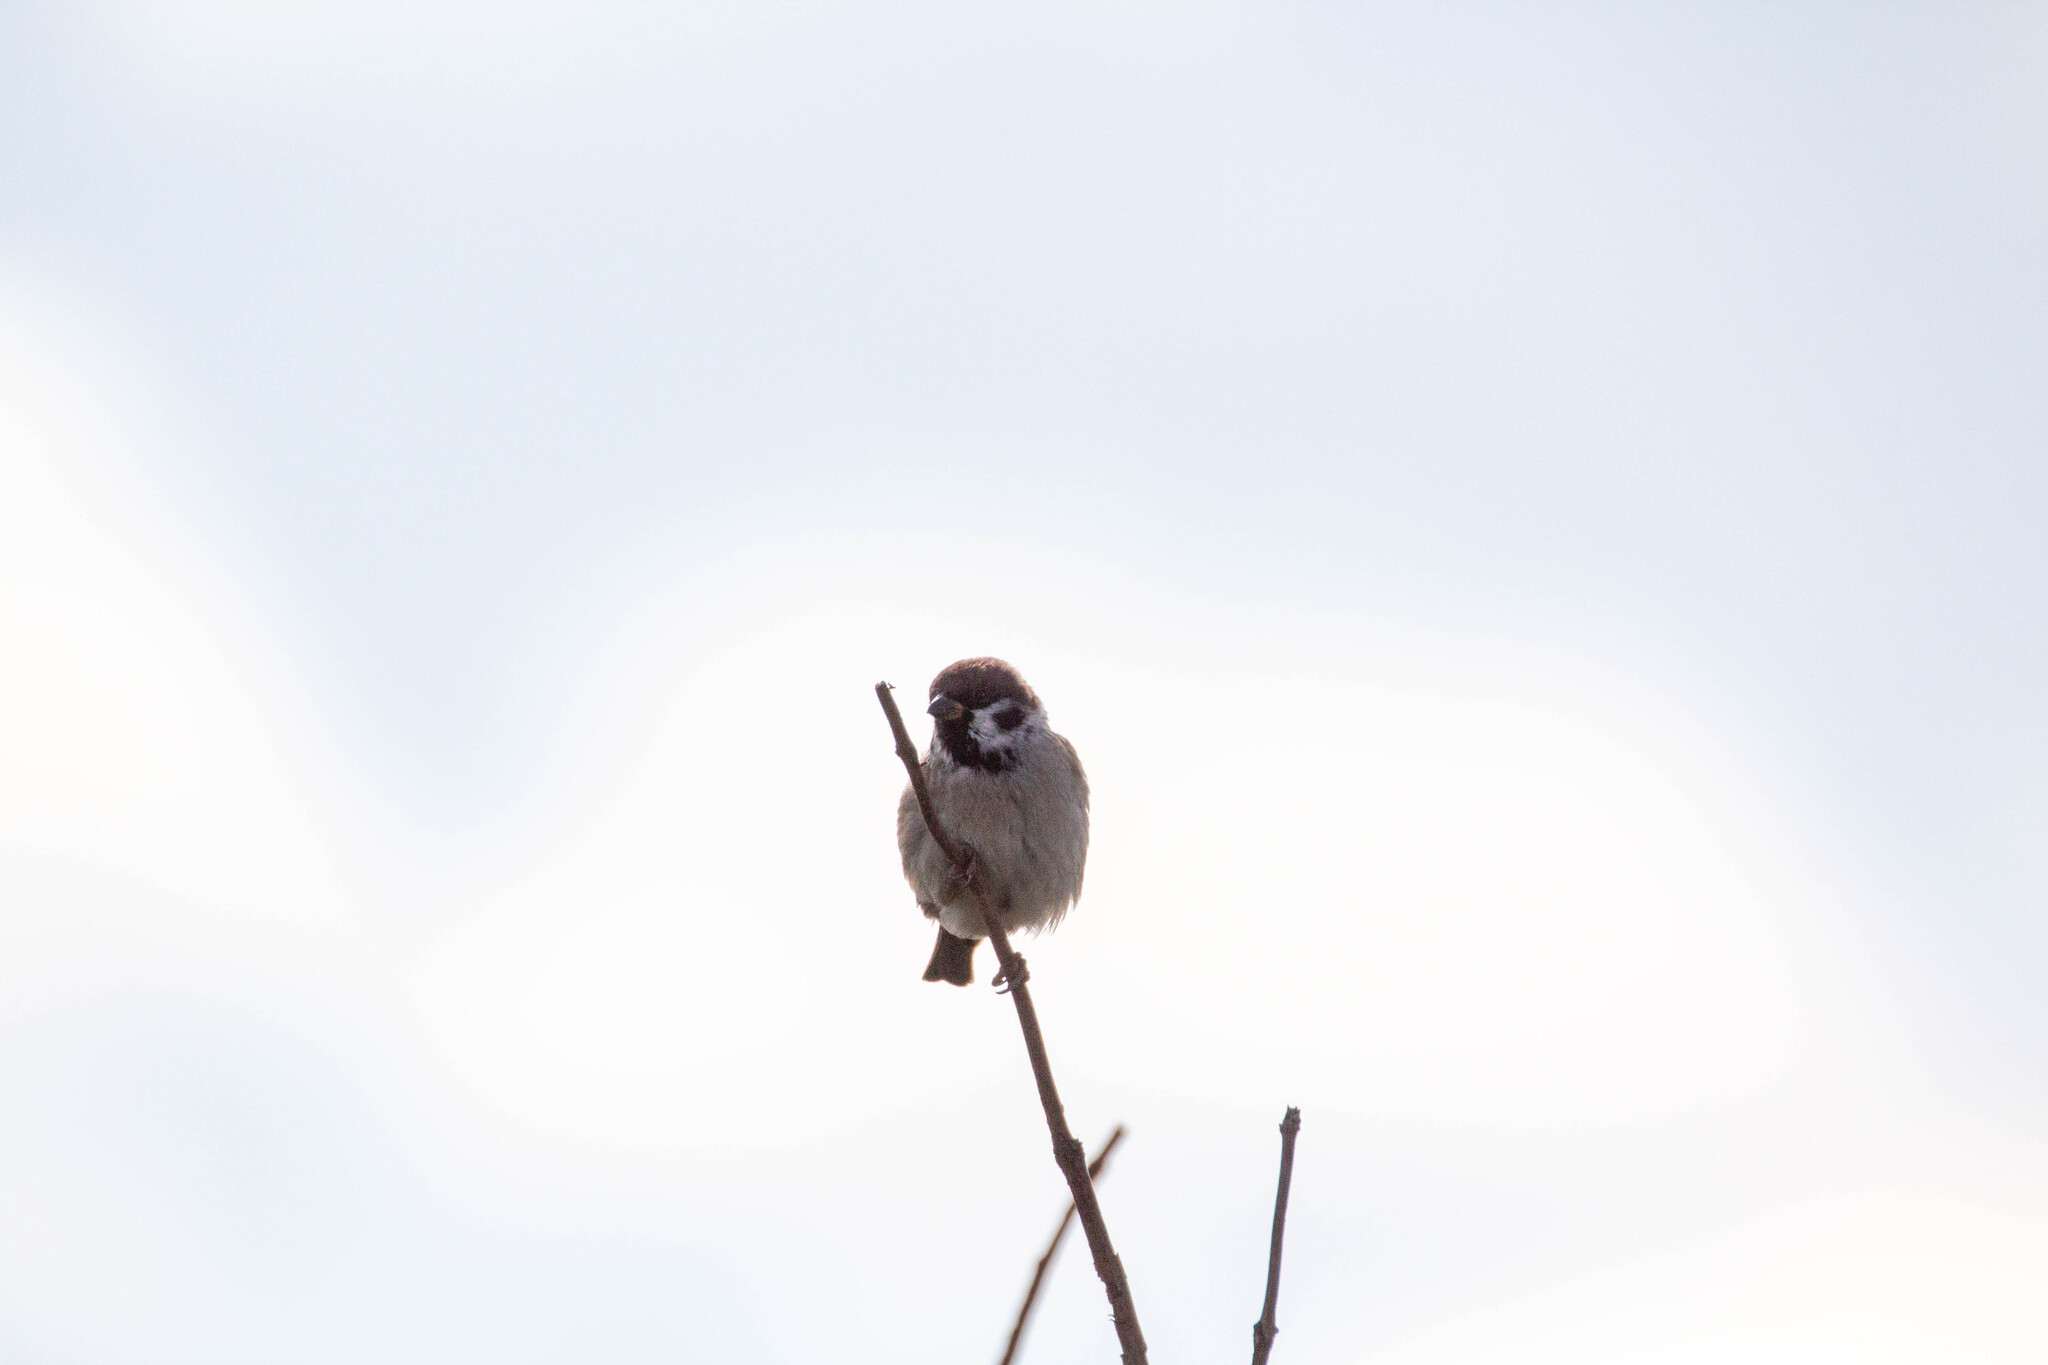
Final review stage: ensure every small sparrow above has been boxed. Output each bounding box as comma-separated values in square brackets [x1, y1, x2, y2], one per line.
[897, 658, 1090, 986]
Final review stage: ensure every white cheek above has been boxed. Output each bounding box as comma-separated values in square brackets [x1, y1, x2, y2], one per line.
[968, 708, 1044, 754]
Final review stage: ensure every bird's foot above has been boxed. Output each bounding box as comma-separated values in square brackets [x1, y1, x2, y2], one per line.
[992, 954, 1030, 994]
[943, 848, 981, 901]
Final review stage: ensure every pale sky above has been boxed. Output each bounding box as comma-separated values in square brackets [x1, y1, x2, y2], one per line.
[2, 4, 2046, 1362]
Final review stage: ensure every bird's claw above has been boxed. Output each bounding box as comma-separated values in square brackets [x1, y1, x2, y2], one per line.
[993, 955, 1030, 994]
[944, 848, 981, 901]
[942, 847, 983, 900]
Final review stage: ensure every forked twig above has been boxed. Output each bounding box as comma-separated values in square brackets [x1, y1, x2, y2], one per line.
[877, 681, 1149, 1365]
[1250, 1107, 1303, 1365]
[999, 1125, 1126, 1365]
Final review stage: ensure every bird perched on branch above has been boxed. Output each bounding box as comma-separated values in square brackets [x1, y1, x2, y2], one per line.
[898, 658, 1090, 986]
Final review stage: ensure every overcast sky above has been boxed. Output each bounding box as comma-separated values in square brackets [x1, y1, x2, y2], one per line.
[2, 4, 2046, 1362]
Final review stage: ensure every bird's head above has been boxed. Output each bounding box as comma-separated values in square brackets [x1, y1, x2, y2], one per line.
[927, 657, 1045, 773]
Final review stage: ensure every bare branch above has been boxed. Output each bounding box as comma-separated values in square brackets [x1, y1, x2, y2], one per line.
[877, 679, 968, 868]
[877, 681, 1149, 1365]
[1000, 1125, 1126, 1365]
[1250, 1107, 1303, 1365]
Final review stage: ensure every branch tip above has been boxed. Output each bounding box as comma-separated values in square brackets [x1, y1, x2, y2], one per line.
[1250, 1106, 1303, 1365]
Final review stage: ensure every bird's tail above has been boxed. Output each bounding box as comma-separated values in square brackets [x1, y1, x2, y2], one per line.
[923, 927, 979, 986]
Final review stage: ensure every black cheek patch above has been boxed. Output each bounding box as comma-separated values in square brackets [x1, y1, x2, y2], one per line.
[994, 705, 1026, 732]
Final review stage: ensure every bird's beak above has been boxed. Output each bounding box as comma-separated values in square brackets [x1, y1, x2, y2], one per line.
[927, 695, 966, 722]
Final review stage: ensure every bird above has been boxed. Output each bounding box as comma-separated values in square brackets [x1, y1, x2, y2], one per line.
[897, 657, 1090, 986]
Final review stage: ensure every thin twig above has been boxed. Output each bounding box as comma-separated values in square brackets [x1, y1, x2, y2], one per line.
[1250, 1107, 1303, 1365]
[999, 1125, 1126, 1365]
[879, 680, 969, 868]
[877, 681, 1150, 1365]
